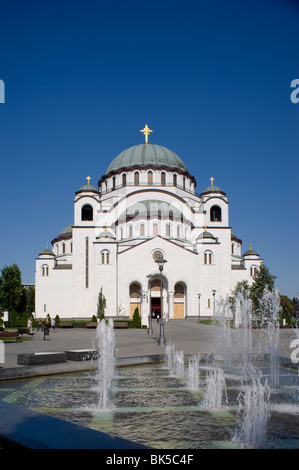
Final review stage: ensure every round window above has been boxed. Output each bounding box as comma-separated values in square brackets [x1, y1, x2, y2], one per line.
[153, 250, 163, 261]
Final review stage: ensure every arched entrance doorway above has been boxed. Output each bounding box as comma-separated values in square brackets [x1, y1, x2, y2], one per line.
[149, 277, 168, 319]
[174, 282, 186, 319]
[129, 282, 141, 318]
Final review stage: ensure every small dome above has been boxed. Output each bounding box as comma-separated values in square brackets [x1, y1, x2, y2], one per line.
[97, 231, 115, 240]
[59, 224, 73, 236]
[39, 246, 55, 257]
[76, 184, 99, 194]
[196, 231, 215, 240]
[243, 249, 258, 257]
[105, 144, 188, 174]
[200, 179, 226, 197]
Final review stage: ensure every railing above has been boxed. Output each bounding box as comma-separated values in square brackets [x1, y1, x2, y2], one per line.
[101, 182, 201, 198]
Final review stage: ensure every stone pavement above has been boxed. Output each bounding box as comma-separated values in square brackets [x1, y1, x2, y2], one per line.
[0, 319, 297, 380]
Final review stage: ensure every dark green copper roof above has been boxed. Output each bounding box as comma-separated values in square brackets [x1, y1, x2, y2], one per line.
[106, 144, 188, 174]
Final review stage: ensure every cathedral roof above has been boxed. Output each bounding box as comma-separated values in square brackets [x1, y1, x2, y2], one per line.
[105, 144, 188, 174]
[200, 178, 226, 196]
[39, 246, 55, 256]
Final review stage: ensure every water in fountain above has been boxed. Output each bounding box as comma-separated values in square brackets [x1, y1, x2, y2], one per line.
[235, 292, 253, 376]
[186, 354, 200, 390]
[165, 344, 185, 378]
[235, 371, 271, 448]
[203, 366, 227, 409]
[174, 350, 185, 378]
[260, 288, 280, 389]
[94, 318, 116, 411]
[212, 295, 232, 368]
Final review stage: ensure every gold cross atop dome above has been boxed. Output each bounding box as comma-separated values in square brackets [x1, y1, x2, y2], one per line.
[140, 124, 153, 144]
[86, 176, 91, 185]
[210, 177, 214, 187]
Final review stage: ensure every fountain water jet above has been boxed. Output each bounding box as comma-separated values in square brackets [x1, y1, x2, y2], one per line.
[203, 366, 227, 409]
[94, 318, 116, 411]
[236, 371, 271, 448]
[186, 354, 200, 390]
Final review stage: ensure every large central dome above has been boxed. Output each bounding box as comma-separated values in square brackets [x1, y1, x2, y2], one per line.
[106, 144, 188, 174]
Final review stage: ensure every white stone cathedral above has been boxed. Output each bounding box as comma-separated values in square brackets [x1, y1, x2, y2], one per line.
[35, 125, 263, 324]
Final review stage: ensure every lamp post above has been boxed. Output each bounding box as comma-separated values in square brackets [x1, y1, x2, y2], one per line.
[212, 289, 216, 316]
[197, 294, 201, 323]
[155, 257, 167, 346]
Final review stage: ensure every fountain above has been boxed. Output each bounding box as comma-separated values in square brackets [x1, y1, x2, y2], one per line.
[0, 289, 298, 449]
[235, 371, 271, 448]
[94, 318, 116, 411]
[260, 288, 280, 388]
[186, 354, 200, 391]
[203, 366, 227, 409]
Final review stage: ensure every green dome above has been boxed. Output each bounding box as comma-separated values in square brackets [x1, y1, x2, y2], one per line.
[106, 144, 188, 174]
[59, 224, 73, 236]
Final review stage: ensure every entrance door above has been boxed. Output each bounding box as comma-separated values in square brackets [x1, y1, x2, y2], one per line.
[173, 283, 185, 319]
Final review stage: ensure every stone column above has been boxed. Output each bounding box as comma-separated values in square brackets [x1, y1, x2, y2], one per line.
[168, 291, 174, 319]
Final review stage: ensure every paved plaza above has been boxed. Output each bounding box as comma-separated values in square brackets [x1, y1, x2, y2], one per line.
[0, 319, 297, 380]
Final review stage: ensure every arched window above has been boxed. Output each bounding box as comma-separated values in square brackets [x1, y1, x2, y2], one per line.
[112, 176, 116, 190]
[62, 243, 65, 254]
[101, 250, 110, 264]
[148, 171, 153, 184]
[140, 224, 145, 237]
[122, 173, 127, 187]
[70, 242, 73, 253]
[158, 210, 161, 220]
[153, 223, 158, 237]
[177, 225, 181, 238]
[42, 265, 49, 276]
[81, 204, 93, 221]
[166, 224, 171, 237]
[183, 177, 186, 190]
[169, 210, 173, 221]
[161, 172, 166, 186]
[250, 265, 257, 277]
[204, 250, 213, 265]
[173, 174, 177, 187]
[134, 172, 139, 185]
[129, 225, 133, 238]
[210, 205, 222, 222]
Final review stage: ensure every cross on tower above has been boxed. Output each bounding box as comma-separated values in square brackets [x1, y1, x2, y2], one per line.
[140, 124, 153, 144]
[210, 177, 214, 187]
[86, 176, 91, 185]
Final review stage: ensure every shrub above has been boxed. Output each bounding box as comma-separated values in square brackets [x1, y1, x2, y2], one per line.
[132, 307, 141, 328]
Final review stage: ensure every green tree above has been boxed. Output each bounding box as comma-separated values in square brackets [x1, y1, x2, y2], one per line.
[250, 264, 274, 316]
[280, 295, 295, 325]
[24, 286, 35, 314]
[0, 264, 24, 314]
[97, 287, 106, 321]
[229, 280, 250, 310]
[132, 307, 141, 328]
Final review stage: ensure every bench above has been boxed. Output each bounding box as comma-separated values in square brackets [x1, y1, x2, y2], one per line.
[86, 322, 98, 328]
[58, 322, 73, 328]
[0, 331, 21, 342]
[18, 328, 34, 337]
[114, 321, 129, 329]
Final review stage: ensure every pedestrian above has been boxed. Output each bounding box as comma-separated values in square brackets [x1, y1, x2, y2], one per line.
[51, 318, 56, 332]
[27, 316, 33, 334]
[156, 313, 160, 323]
[37, 317, 42, 331]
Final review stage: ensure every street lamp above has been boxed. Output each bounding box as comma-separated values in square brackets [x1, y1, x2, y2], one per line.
[155, 257, 167, 346]
[197, 294, 201, 323]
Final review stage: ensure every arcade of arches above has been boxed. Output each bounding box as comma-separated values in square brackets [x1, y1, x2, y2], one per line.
[129, 280, 186, 319]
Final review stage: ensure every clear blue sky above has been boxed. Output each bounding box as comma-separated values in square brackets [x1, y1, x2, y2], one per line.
[0, 0, 298, 299]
